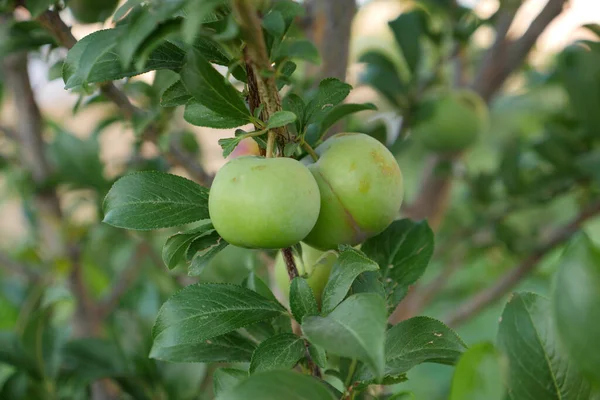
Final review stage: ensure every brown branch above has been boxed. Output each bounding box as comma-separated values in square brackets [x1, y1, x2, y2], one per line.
[445, 199, 600, 327]
[233, 0, 290, 154]
[36, 10, 212, 186]
[304, 0, 356, 139]
[472, 0, 567, 102]
[304, 0, 356, 82]
[403, 0, 567, 228]
[0, 124, 19, 141]
[232, 2, 320, 378]
[3, 46, 114, 400]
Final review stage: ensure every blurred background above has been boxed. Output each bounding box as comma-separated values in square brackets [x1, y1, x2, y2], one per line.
[1, 0, 600, 398]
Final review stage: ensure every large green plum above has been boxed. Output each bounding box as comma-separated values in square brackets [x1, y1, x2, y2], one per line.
[208, 156, 320, 249]
[274, 243, 337, 305]
[68, 0, 119, 24]
[303, 133, 404, 250]
[412, 89, 489, 152]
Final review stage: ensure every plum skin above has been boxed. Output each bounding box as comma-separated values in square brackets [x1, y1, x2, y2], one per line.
[413, 89, 488, 152]
[302, 133, 404, 250]
[208, 156, 320, 249]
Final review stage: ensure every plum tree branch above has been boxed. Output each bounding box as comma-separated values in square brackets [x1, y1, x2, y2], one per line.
[233, 1, 321, 378]
[403, 0, 567, 229]
[394, 0, 567, 325]
[233, 0, 290, 156]
[303, 0, 356, 138]
[2, 48, 116, 399]
[36, 9, 212, 186]
[444, 198, 600, 327]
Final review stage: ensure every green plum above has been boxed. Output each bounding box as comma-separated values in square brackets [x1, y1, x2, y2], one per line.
[412, 89, 489, 152]
[303, 133, 404, 250]
[209, 156, 320, 249]
[68, 0, 119, 24]
[274, 243, 337, 305]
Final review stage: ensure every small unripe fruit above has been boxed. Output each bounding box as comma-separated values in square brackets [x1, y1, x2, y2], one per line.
[303, 133, 404, 250]
[412, 89, 488, 152]
[274, 243, 337, 304]
[209, 156, 320, 249]
[68, 0, 119, 24]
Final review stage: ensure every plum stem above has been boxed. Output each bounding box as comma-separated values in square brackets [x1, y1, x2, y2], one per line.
[282, 248, 299, 280]
[302, 142, 319, 161]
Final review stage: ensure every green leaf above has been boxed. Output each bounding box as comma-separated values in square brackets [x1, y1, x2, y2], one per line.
[500, 138, 525, 195]
[249, 333, 305, 374]
[0, 21, 56, 58]
[282, 93, 305, 133]
[181, 48, 251, 120]
[319, 103, 377, 136]
[213, 368, 248, 398]
[151, 283, 285, 358]
[47, 128, 107, 190]
[273, 39, 320, 64]
[379, 316, 466, 378]
[575, 149, 600, 183]
[218, 137, 243, 158]
[272, 0, 305, 30]
[263, 10, 286, 42]
[284, 142, 300, 157]
[103, 171, 209, 230]
[216, 370, 336, 400]
[185, 101, 249, 129]
[162, 223, 215, 269]
[244, 273, 278, 303]
[267, 111, 297, 129]
[290, 277, 318, 323]
[0, 332, 40, 380]
[497, 292, 593, 399]
[187, 230, 229, 276]
[116, 1, 187, 68]
[553, 233, 600, 385]
[24, 0, 53, 17]
[449, 342, 507, 400]
[182, 0, 228, 43]
[582, 23, 600, 38]
[192, 35, 231, 65]
[113, 0, 143, 22]
[359, 51, 407, 107]
[61, 338, 125, 382]
[302, 293, 386, 379]
[150, 331, 256, 363]
[63, 27, 185, 89]
[388, 10, 426, 77]
[361, 219, 434, 309]
[558, 42, 600, 136]
[321, 247, 379, 314]
[304, 78, 352, 127]
[161, 80, 192, 107]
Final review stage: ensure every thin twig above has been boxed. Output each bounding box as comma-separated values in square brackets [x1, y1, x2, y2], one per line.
[445, 199, 600, 327]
